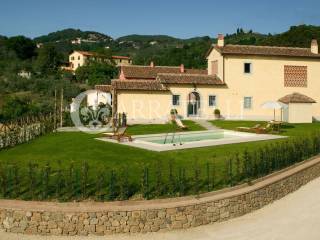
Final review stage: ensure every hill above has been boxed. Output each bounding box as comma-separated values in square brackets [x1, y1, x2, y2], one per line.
[259, 25, 320, 47]
[4, 24, 317, 68]
[34, 28, 113, 44]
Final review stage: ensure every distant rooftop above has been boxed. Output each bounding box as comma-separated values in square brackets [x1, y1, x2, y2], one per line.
[120, 65, 207, 79]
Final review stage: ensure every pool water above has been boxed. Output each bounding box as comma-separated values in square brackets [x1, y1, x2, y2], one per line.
[140, 131, 230, 145]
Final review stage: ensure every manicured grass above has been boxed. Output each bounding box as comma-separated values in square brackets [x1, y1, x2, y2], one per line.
[126, 120, 205, 135]
[212, 120, 320, 137]
[0, 120, 319, 200]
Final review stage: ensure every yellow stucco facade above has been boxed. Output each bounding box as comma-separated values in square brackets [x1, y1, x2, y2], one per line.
[117, 90, 171, 124]
[69, 51, 89, 71]
[207, 48, 319, 120]
[114, 44, 319, 124]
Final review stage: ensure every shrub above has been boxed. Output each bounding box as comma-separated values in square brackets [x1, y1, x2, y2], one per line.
[108, 170, 116, 200]
[119, 167, 129, 200]
[81, 161, 89, 199]
[170, 109, 178, 115]
[141, 166, 149, 199]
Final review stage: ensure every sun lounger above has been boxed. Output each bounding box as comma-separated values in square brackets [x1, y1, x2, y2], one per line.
[237, 123, 272, 134]
[103, 127, 132, 142]
[236, 124, 261, 133]
[174, 118, 188, 130]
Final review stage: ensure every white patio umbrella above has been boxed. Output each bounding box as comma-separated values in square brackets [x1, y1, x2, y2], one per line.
[261, 101, 288, 121]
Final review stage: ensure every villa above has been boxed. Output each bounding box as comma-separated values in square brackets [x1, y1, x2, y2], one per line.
[67, 51, 132, 71]
[95, 34, 319, 124]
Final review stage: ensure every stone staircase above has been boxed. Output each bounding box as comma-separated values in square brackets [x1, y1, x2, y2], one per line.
[193, 119, 220, 130]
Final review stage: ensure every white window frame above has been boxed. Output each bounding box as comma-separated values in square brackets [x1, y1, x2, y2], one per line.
[244, 62, 252, 74]
[243, 96, 253, 109]
[172, 94, 180, 106]
[208, 95, 217, 107]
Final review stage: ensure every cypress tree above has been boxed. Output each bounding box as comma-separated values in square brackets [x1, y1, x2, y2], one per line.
[155, 160, 163, 197]
[211, 158, 216, 189]
[12, 164, 20, 198]
[119, 167, 129, 200]
[67, 162, 75, 200]
[235, 152, 241, 182]
[168, 160, 175, 196]
[28, 162, 36, 199]
[56, 161, 64, 199]
[228, 157, 233, 186]
[0, 164, 7, 198]
[81, 161, 89, 199]
[141, 166, 149, 199]
[108, 170, 116, 200]
[206, 162, 210, 192]
[178, 168, 186, 196]
[96, 170, 105, 201]
[42, 163, 51, 200]
[193, 160, 200, 195]
[243, 149, 251, 183]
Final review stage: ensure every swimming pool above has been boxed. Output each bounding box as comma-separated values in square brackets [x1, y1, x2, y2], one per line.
[140, 130, 228, 145]
[97, 130, 286, 152]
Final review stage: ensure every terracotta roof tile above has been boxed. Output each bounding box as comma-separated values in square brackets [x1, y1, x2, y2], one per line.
[95, 85, 112, 92]
[279, 92, 316, 104]
[75, 51, 97, 57]
[207, 44, 320, 59]
[157, 73, 225, 85]
[112, 56, 131, 60]
[111, 80, 168, 91]
[121, 65, 207, 79]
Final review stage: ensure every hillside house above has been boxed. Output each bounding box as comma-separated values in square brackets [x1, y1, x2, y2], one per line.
[67, 51, 132, 71]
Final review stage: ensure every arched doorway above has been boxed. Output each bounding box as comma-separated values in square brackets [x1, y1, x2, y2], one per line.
[187, 92, 200, 117]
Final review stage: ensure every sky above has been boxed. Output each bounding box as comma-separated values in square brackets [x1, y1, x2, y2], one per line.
[1, 0, 320, 39]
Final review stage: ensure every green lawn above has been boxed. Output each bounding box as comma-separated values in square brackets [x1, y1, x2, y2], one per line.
[212, 120, 320, 137]
[126, 120, 205, 135]
[0, 120, 319, 200]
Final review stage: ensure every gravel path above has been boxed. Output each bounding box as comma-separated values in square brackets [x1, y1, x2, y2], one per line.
[2, 177, 320, 240]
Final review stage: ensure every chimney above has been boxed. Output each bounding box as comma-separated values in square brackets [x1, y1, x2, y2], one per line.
[119, 67, 126, 80]
[150, 61, 155, 67]
[180, 64, 185, 73]
[217, 34, 224, 47]
[311, 39, 318, 54]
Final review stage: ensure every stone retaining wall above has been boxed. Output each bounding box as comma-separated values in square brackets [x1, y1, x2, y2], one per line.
[1, 156, 320, 236]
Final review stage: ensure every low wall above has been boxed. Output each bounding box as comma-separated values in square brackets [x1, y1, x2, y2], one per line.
[1, 155, 320, 236]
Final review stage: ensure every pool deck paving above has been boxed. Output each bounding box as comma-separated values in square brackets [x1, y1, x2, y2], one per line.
[96, 130, 286, 152]
[2, 176, 320, 240]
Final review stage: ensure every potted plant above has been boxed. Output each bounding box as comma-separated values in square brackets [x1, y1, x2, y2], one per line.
[214, 109, 221, 119]
[170, 109, 178, 120]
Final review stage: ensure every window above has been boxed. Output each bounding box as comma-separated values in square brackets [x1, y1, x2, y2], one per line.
[244, 97, 252, 109]
[172, 95, 180, 106]
[78, 56, 81, 60]
[71, 56, 74, 61]
[244, 63, 251, 74]
[208, 95, 217, 107]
